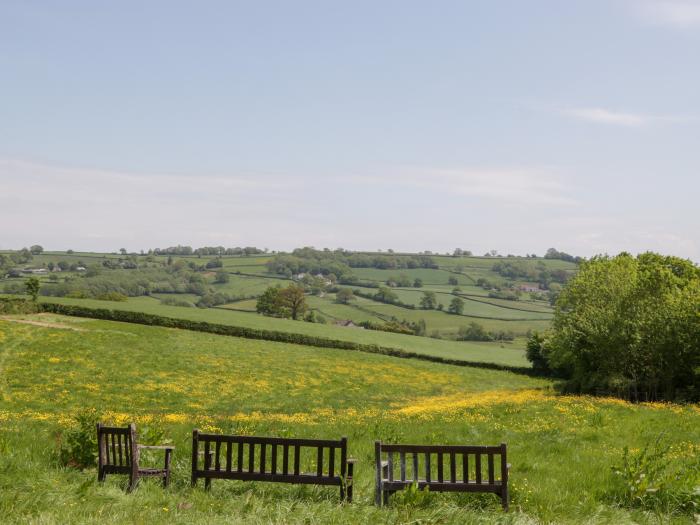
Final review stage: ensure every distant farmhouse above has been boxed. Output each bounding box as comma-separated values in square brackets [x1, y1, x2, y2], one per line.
[21, 268, 48, 275]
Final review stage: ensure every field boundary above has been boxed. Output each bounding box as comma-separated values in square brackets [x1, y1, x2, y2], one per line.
[0, 297, 539, 376]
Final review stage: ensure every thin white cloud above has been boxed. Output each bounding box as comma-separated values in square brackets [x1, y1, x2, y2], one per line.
[561, 107, 648, 126]
[338, 167, 577, 207]
[559, 107, 696, 127]
[635, 0, 700, 28]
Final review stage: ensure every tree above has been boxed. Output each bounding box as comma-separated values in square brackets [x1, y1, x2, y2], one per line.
[256, 286, 282, 316]
[119, 248, 127, 255]
[545, 252, 700, 401]
[214, 270, 230, 284]
[419, 291, 437, 309]
[447, 276, 458, 286]
[458, 322, 491, 341]
[25, 277, 40, 302]
[375, 286, 398, 304]
[335, 288, 355, 304]
[525, 332, 550, 375]
[413, 278, 423, 288]
[30, 245, 44, 255]
[448, 296, 464, 314]
[277, 285, 307, 320]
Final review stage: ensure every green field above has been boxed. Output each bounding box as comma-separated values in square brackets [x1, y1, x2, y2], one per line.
[1, 315, 697, 524]
[1, 250, 568, 342]
[25, 295, 530, 367]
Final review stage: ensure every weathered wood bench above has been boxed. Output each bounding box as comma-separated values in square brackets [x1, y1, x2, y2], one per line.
[97, 423, 175, 491]
[191, 430, 357, 502]
[374, 441, 510, 510]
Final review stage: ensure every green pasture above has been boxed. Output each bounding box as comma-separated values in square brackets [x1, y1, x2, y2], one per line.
[0, 317, 697, 524]
[23, 295, 531, 367]
[360, 303, 552, 337]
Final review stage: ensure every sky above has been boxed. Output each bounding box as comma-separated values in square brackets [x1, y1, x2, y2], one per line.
[1, 0, 699, 260]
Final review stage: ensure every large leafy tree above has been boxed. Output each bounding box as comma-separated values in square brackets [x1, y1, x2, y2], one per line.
[542, 252, 700, 401]
[277, 285, 307, 320]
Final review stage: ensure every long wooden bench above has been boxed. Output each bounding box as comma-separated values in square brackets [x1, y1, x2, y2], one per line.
[374, 441, 510, 510]
[191, 430, 356, 502]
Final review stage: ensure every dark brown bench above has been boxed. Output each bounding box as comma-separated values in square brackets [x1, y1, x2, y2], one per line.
[374, 441, 510, 510]
[96, 423, 174, 491]
[191, 430, 356, 502]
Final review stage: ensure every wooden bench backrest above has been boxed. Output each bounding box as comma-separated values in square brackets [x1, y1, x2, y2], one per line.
[192, 431, 348, 482]
[376, 442, 508, 486]
[97, 423, 137, 471]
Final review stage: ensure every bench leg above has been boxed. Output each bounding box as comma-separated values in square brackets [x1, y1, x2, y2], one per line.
[127, 473, 138, 493]
[344, 461, 354, 503]
[501, 485, 509, 511]
[205, 477, 211, 491]
[163, 449, 172, 488]
[97, 466, 106, 483]
[383, 490, 392, 506]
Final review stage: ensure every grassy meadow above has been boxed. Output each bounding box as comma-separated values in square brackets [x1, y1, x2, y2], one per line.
[1, 315, 698, 524]
[28, 295, 531, 367]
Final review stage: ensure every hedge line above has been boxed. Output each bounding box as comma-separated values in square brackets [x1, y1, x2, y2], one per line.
[0, 298, 539, 376]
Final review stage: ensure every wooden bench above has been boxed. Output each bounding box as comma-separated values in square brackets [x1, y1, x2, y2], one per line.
[191, 430, 356, 502]
[96, 423, 174, 491]
[374, 441, 510, 510]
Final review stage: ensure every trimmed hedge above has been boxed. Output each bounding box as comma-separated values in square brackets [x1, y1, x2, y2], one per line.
[0, 297, 40, 315]
[0, 298, 538, 376]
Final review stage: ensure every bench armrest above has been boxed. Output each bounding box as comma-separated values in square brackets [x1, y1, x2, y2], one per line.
[138, 445, 175, 450]
[346, 458, 358, 464]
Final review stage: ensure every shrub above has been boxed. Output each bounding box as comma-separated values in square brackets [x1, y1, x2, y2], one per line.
[547, 252, 700, 401]
[95, 292, 128, 302]
[58, 408, 100, 469]
[609, 434, 700, 514]
[160, 297, 194, 307]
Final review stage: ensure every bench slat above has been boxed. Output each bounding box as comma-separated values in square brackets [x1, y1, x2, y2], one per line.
[488, 453, 495, 484]
[204, 441, 211, 471]
[248, 443, 255, 473]
[196, 434, 344, 447]
[463, 453, 468, 483]
[226, 441, 232, 472]
[271, 444, 277, 475]
[328, 447, 334, 478]
[317, 447, 323, 477]
[283, 445, 289, 475]
[260, 443, 266, 474]
[294, 445, 300, 476]
[387, 452, 394, 481]
[475, 453, 482, 484]
[412, 452, 418, 482]
[450, 452, 456, 483]
[215, 441, 221, 471]
[425, 453, 431, 483]
[382, 444, 502, 454]
[237, 442, 243, 473]
[400, 452, 406, 482]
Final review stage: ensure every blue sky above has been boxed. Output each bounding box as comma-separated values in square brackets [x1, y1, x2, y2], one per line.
[1, 0, 698, 259]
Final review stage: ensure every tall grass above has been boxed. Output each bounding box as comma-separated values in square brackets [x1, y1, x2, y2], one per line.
[0, 315, 698, 524]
